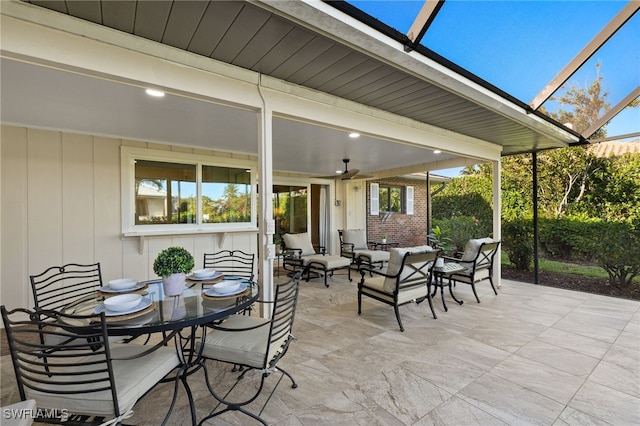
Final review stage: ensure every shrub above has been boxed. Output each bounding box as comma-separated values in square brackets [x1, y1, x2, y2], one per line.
[432, 216, 490, 254]
[502, 218, 533, 270]
[539, 216, 599, 261]
[592, 221, 640, 287]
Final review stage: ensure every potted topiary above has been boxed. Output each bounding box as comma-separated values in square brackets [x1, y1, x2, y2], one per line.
[153, 246, 195, 296]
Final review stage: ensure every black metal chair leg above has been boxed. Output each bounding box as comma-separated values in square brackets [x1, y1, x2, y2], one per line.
[394, 305, 404, 332]
[471, 283, 481, 303]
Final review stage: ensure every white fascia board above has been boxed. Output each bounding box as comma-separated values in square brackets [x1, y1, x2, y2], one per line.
[261, 76, 501, 162]
[260, 0, 579, 146]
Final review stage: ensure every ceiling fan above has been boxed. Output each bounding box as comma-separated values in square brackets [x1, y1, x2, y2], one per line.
[316, 159, 371, 180]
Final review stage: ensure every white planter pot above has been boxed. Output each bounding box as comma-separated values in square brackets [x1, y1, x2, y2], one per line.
[162, 273, 186, 296]
[381, 239, 387, 244]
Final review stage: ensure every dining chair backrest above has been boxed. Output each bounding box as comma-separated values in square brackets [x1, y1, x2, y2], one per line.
[29, 263, 103, 311]
[203, 250, 255, 281]
[0, 305, 181, 424]
[265, 275, 300, 366]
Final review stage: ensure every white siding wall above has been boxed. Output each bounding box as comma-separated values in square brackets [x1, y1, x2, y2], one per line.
[0, 125, 258, 311]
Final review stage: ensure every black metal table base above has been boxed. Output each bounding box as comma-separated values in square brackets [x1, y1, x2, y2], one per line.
[432, 274, 464, 312]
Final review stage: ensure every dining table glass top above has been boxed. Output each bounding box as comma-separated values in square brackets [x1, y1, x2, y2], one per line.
[59, 278, 259, 336]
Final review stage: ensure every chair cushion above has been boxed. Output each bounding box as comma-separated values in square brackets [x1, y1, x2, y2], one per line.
[356, 250, 390, 263]
[283, 233, 316, 256]
[460, 237, 495, 262]
[301, 253, 327, 266]
[199, 315, 289, 369]
[361, 276, 429, 304]
[307, 255, 351, 270]
[342, 229, 368, 250]
[383, 245, 432, 293]
[25, 344, 179, 417]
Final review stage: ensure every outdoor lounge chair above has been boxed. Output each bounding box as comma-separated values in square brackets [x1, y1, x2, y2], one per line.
[339, 229, 390, 269]
[282, 232, 350, 286]
[444, 238, 501, 303]
[358, 245, 437, 331]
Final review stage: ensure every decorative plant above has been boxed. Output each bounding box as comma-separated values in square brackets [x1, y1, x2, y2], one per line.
[381, 234, 388, 240]
[427, 225, 453, 252]
[153, 246, 195, 277]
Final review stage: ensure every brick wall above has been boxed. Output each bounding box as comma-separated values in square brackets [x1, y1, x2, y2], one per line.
[366, 178, 428, 247]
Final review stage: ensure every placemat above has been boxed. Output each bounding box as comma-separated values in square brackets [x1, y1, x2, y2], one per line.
[91, 302, 156, 323]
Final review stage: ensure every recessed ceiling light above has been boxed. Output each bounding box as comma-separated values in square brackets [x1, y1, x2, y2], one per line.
[349, 132, 360, 138]
[335, 170, 342, 174]
[433, 150, 442, 154]
[145, 89, 165, 97]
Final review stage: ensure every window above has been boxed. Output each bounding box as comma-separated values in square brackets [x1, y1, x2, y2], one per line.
[379, 185, 404, 213]
[370, 183, 414, 216]
[123, 147, 256, 235]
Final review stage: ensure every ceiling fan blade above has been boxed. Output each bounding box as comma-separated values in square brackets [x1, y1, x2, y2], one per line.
[340, 169, 360, 180]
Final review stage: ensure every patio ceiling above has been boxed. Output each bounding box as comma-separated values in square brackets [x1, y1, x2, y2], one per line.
[2, 0, 584, 177]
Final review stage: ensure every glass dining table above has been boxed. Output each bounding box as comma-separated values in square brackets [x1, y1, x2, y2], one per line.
[59, 277, 260, 425]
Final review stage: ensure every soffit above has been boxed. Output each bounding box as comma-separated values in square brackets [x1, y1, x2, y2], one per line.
[21, 0, 577, 156]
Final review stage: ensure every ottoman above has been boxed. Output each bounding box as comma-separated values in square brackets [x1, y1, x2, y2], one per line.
[304, 255, 352, 287]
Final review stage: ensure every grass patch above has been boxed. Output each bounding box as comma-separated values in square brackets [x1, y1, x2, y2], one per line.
[501, 251, 640, 283]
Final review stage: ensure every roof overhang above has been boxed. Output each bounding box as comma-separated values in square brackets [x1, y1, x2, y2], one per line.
[1, 0, 581, 178]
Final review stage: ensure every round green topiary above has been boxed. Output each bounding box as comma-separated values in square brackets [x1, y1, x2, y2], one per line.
[153, 246, 195, 277]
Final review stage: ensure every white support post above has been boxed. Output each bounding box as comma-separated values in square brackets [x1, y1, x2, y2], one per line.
[493, 159, 502, 288]
[258, 90, 275, 316]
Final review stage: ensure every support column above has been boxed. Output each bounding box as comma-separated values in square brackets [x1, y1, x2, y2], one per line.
[258, 89, 275, 315]
[493, 159, 502, 288]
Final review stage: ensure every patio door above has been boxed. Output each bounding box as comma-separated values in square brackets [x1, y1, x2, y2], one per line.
[272, 184, 329, 250]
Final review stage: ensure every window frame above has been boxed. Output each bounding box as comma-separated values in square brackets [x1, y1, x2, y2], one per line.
[121, 146, 257, 236]
[378, 184, 405, 214]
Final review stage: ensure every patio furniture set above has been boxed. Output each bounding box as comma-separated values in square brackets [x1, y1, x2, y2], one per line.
[1, 237, 499, 425]
[1, 250, 299, 426]
[282, 230, 500, 331]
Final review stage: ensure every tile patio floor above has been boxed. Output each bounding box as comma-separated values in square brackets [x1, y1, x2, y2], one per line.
[2, 271, 639, 425]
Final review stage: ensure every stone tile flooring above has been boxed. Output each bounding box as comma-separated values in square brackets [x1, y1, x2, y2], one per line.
[2, 272, 639, 425]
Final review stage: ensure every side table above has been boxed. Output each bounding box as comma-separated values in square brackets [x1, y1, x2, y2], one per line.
[432, 262, 465, 312]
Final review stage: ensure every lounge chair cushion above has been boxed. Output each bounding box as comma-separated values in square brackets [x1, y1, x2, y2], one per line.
[357, 250, 390, 264]
[342, 229, 368, 249]
[283, 233, 316, 256]
[361, 276, 431, 305]
[307, 255, 350, 270]
[383, 245, 433, 293]
[460, 237, 496, 262]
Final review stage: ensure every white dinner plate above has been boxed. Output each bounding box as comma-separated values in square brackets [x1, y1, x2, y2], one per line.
[94, 297, 153, 316]
[99, 281, 146, 293]
[187, 271, 223, 281]
[204, 282, 249, 297]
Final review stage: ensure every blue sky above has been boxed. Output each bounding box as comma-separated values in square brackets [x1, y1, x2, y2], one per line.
[349, 1, 639, 141]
